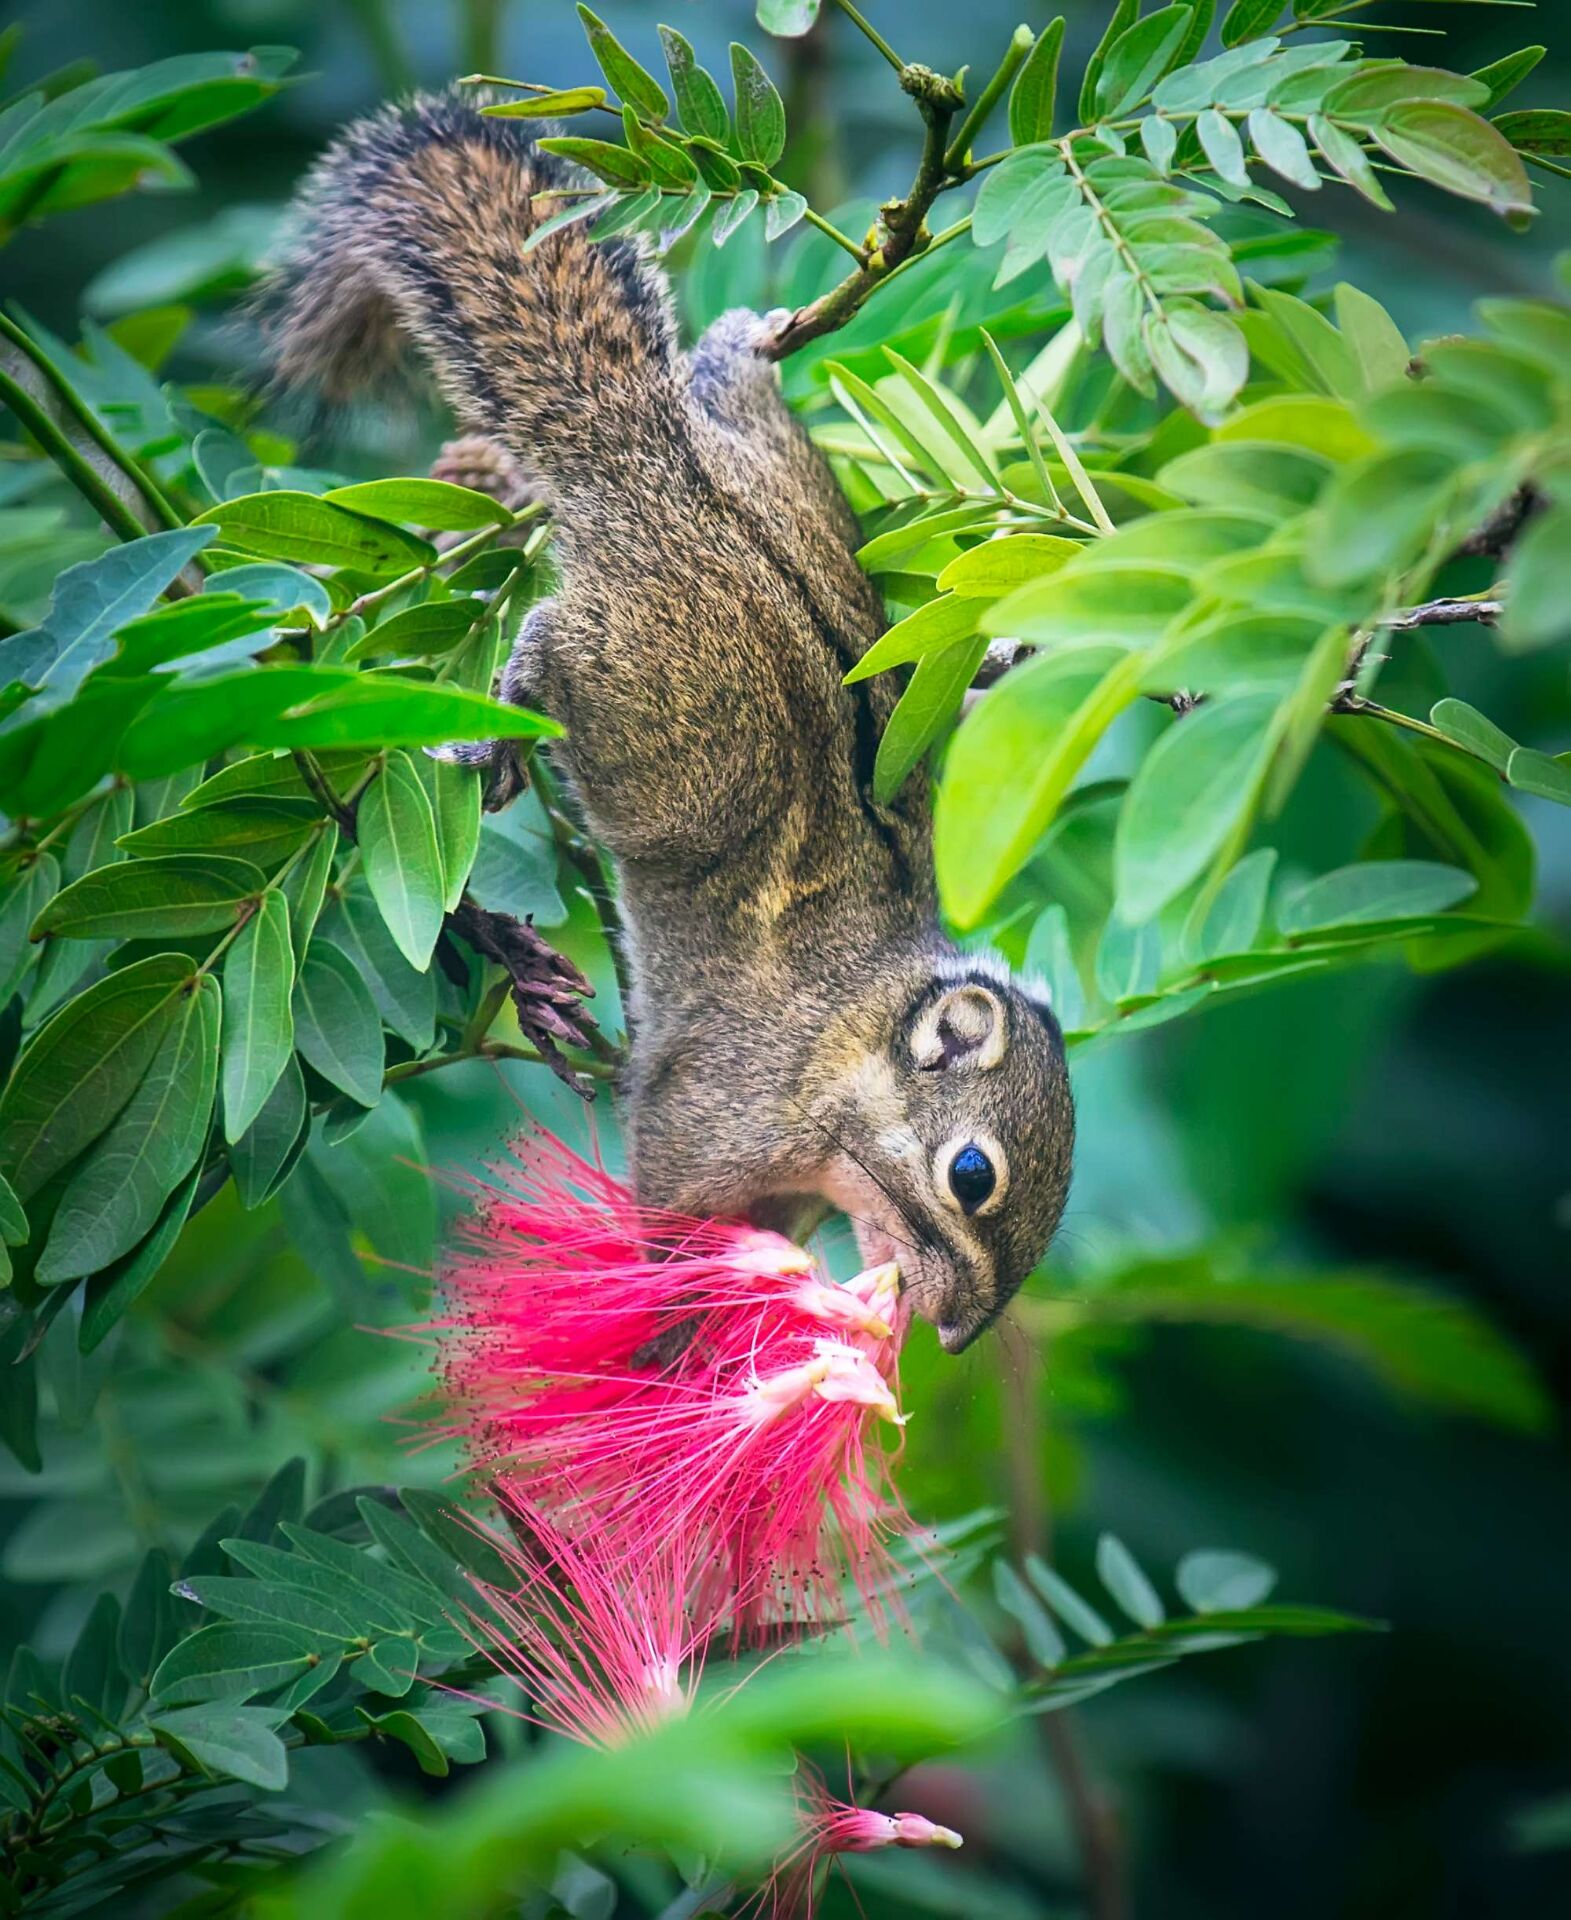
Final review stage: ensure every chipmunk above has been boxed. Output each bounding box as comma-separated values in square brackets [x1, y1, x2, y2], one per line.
[268, 92, 1074, 1352]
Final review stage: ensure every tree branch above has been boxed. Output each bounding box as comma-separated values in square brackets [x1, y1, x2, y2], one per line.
[762, 61, 965, 360]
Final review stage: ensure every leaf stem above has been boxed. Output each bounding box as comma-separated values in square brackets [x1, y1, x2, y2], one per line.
[945, 26, 1034, 173]
[828, 0, 905, 75]
[339, 504, 546, 629]
[801, 205, 869, 262]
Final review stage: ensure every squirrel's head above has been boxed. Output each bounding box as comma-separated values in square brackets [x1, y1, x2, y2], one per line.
[807, 956, 1074, 1353]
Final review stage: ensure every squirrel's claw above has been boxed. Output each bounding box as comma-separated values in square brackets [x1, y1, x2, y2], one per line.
[425, 739, 530, 812]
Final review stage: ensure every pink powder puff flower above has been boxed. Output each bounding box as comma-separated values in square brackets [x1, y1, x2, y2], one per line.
[433, 1132, 912, 1641]
[746, 1762, 963, 1918]
[462, 1487, 711, 1750]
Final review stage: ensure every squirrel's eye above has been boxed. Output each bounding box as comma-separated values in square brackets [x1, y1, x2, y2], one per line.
[948, 1143, 995, 1214]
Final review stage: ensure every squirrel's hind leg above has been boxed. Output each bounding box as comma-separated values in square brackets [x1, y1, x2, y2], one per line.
[429, 597, 560, 811]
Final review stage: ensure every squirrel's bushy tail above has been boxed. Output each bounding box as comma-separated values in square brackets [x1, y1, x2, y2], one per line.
[265, 92, 681, 482]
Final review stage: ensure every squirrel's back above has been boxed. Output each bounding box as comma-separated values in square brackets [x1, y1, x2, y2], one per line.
[267, 93, 683, 487]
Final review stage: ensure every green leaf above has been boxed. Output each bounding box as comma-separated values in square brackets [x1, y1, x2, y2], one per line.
[935, 649, 1136, 927]
[118, 798, 318, 871]
[1500, 500, 1571, 651]
[873, 634, 989, 803]
[1506, 747, 1571, 806]
[1324, 65, 1491, 119]
[1175, 1549, 1277, 1612]
[291, 942, 384, 1109]
[0, 527, 213, 712]
[184, 749, 365, 812]
[117, 667, 558, 778]
[985, 563, 1192, 647]
[346, 602, 481, 662]
[119, 1548, 179, 1690]
[1371, 100, 1533, 221]
[0, 1314, 39, 1473]
[1115, 693, 1280, 922]
[1428, 698, 1516, 774]
[1024, 903, 1085, 1032]
[1098, 6, 1194, 120]
[1024, 1556, 1116, 1647]
[359, 1636, 419, 1698]
[191, 492, 434, 573]
[972, 150, 1072, 249]
[63, 1591, 124, 1719]
[1186, 846, 1277, 961]
[1308, 114, 1393, 209]
[1279, 859, 1477, 935]
[358, 751, 446, 969]
[0, 855, 59, 1007]
[323, 479, 512, 532]
[480, 85, 608, 120]
[1473, 46, 1546, 111]
[400, 1488, 519, 1589]
[1221, 0, 1283, 46]
[37, 976, 217, 1283]
[994, 1560, 1067, 1668]
[1096, 1534, 1166, 1628]
[756, 0, 820, 33]
[1308, 447, 1454, 587]
[0, 953, 188, 1202]
[148, 1704, 288, 1790]
[34, 854, 261, 941]
[414, 752, 482, 912]
[1197, 107, 1251, 189]
[938, 535, 1081, 595]
[1080, 0, 1139, 125]
[221, 890, 296, 1141]
[577, 5, 669, 121]
[150, 1622, 319, 1706]
[1248, 109, 1319, 191]
[227, 1055, 308, 1209]
[660, 28, 729, 143]
[280, 823, 337, 957]
[318, 886, 436, 1051]
[79, 1159, 200, 1351]
[1332, 282, 1409, 392]
[1010, 17, 1064, 145]
[845, 594, 982, 683]
[0, 1172, 25, 1248]
[729, 42, 786, 168]
[175, 1574, 355, 1642]
[534, 136, 648, 192]
[359, 1706, 448, 1776]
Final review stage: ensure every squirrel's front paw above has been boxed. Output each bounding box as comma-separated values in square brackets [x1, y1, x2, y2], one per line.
[425, 739, 529, 812]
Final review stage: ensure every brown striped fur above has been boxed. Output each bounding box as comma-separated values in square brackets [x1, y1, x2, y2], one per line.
[267, 93, 1074, 1351]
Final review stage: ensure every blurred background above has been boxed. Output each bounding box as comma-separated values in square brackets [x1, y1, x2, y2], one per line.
[4, 3, 1570, 1916]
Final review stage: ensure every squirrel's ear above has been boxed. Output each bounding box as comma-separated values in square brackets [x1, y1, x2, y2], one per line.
[911, 984, 1008, 1071]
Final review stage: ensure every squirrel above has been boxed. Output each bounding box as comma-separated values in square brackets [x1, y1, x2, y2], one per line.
[267, 92, 1074, 1353]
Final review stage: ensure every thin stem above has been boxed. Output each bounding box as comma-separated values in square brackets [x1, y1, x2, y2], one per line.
[382, 1040, 615, 1085]
[828, 0, 905, 74]
[802, 205, 869, 263]
[944, 26, 1034, 173]
[340, 504, 546, 628]
[0, 311, 184, 534]
[995, 1317, 1127, 1920]
[0, 360, 148, 543]
[874, 214, 972, 293]
[291, 750, 360, 834]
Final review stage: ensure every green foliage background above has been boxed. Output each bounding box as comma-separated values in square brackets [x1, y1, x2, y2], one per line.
[2, 2, 1569, 1916]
